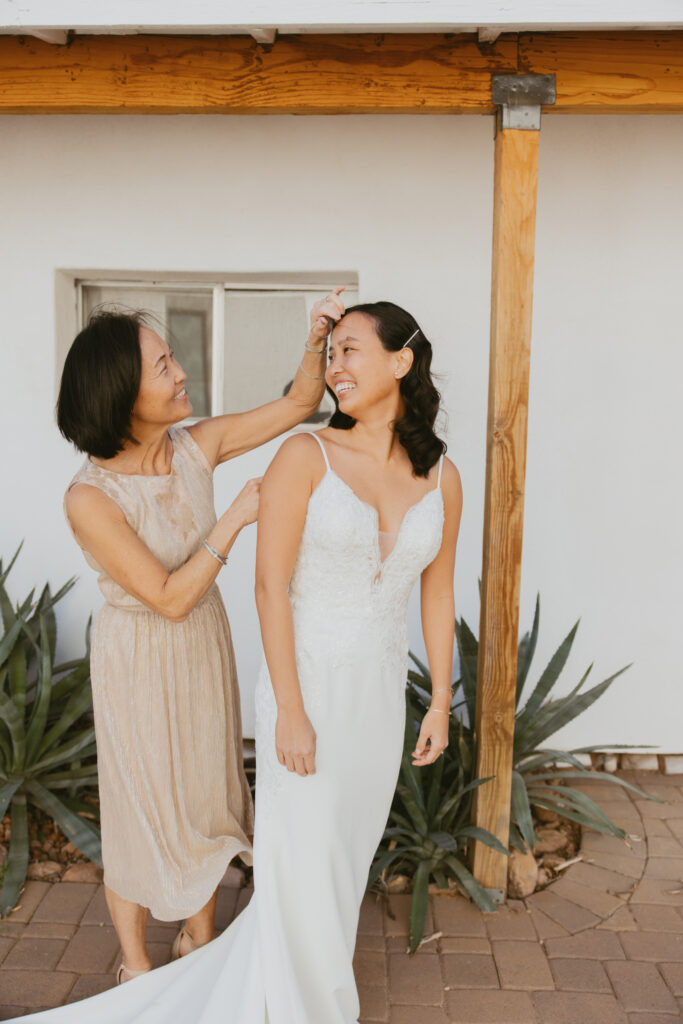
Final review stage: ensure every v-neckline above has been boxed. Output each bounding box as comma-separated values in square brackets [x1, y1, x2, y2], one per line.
[314, 468, 443, 577]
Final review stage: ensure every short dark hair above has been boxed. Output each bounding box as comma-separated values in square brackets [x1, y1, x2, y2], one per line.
[57, 310, 144, 459]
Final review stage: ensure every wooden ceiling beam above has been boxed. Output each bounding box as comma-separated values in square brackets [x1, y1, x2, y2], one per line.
[522, 31, 683, 113]
[0, 33, 517, 115]
[0, 31, 682, 114]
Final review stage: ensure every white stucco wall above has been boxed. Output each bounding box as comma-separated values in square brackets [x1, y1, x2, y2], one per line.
[1, 113, 680, 750]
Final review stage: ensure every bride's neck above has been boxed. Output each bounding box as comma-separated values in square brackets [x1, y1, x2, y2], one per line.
[348, 417, 403, 466]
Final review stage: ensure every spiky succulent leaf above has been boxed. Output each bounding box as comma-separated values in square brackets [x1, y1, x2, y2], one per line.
[408, 859, 432, 952]
[24, 780, 102, 867]
[0, 793, 29, 917]
[516, 594, 540, 707]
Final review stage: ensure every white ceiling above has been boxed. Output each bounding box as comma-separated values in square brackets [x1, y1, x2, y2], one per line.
[1, 0, 682, 36]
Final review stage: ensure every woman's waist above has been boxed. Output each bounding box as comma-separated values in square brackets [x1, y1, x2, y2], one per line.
[289, 590, 409, 620]
[98, 581, 221, 615]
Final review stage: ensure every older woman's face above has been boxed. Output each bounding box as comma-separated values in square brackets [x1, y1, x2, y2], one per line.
[132, 327, 192, 428]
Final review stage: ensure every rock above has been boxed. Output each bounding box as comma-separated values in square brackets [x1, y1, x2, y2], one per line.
[507, 846, 538, 899]
[541, 854, 566, 871]
[532, 805, 561, 826]
[27, 860, 63, 880]
[536, 868, 550, 889]
[388, 875, 410, 894]
[62, 862, 104, 883]
[62, 842, 78, 856]
[533, 828, 569, 856]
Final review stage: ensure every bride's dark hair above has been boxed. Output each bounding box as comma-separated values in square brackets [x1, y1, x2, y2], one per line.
[327, 301, 446, 478]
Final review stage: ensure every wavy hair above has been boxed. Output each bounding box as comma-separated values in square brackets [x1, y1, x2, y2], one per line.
[327, 301, 446, 478]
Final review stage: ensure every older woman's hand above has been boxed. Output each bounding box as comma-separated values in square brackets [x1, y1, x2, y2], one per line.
[219, 477, 262, 533]
[309, 286, 345, 345]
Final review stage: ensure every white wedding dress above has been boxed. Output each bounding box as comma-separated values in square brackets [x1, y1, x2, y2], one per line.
[15, 435, 444, 1024]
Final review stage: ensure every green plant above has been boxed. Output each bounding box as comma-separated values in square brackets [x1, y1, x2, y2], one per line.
[374, 595, 650, 950]
[368, 693, 507, 953]
[454, 596, 647, 851]
[0, 544, 101, 916]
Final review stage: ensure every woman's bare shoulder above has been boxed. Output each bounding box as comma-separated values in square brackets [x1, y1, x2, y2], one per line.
[440, 455, 463, 502]
[265, 431, 328, 478]
[65, 482, 124, 526]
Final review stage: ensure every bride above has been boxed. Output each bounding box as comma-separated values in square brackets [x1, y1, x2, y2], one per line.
[15, 300, 462, 1024]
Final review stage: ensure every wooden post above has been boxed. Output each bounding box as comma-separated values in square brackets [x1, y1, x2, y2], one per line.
[471, 76, 554, 897]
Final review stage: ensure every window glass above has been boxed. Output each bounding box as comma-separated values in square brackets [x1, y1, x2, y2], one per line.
[79, 281, 358, 423]
[223, 289, 357, 422]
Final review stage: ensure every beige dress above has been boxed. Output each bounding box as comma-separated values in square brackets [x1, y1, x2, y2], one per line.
[65, 426, 254, 920]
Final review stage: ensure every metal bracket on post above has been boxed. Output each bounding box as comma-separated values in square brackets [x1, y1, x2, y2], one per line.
[492, 74, 556, 131]
[485, 887, 506, 907]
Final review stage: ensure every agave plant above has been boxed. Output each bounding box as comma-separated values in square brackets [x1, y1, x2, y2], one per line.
[0, 545, 102, 916]
[452, 595, 647, 850]
[369, 694, 507, 953]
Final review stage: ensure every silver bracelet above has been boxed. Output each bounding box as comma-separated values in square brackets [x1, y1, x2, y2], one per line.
[427, 707, 449, 715]
[298, 361, 325, 381]
[434, 686, 453, 695]
[203, 539, 228, 566]
[304, 342, 326, 354]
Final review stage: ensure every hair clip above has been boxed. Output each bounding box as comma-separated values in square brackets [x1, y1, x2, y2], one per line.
[401, 328, 420, 350]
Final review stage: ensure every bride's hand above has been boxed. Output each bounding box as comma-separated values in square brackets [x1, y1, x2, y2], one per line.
[308, 286, 345, 344]
[411, 711, 449, 767]
[275, 706, 317, 776]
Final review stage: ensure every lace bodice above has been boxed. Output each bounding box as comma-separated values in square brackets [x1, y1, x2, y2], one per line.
[288, 433, 445, 624]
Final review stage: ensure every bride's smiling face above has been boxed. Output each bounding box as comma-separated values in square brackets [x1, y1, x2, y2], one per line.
[326, 312, 405, 417]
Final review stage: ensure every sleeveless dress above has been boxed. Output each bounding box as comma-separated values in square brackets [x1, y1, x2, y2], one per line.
[17, 434, 445, 1024]
[63, 426, 253, 921]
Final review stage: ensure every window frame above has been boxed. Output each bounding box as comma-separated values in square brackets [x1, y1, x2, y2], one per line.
[60, 270, 358, 422]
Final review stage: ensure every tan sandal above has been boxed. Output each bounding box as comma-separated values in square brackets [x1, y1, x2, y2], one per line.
[171, 926, 201, 960]
[116, 961, 152, 985]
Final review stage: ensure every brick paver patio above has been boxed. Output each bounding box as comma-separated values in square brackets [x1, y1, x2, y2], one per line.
[1, 771, 683, 1022]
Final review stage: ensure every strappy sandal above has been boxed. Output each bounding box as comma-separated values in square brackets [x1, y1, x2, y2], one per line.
[171, 926, 201, 960]
[116, 961, 152, 985]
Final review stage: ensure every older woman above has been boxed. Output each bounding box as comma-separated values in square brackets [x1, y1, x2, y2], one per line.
[56, 289, 344, 983]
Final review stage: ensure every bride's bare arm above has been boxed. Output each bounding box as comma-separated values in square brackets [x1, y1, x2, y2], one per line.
[413, 458, 463, 766]
[255, 434, 322, 777]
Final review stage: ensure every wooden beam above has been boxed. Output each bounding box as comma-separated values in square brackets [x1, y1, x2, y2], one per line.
[521, 31, 683, 113]
[0, 33, 517, 114]
[471, 125, 539, 894]
[2, 31, 682, 115]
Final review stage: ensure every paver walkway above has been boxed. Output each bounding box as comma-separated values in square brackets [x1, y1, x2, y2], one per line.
[1, 771, 682, 1022]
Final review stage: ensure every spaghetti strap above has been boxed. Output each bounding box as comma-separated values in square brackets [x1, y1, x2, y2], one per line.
[308, 432, 331, 472]
[437, 453, 445, 487]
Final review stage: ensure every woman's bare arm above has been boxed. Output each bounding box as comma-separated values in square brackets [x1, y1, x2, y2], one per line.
[65, 478, 259, 623]
[255, 434, 322, 776]
[412, 458, 463, 766]
[189, 289, 345, 468]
